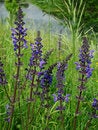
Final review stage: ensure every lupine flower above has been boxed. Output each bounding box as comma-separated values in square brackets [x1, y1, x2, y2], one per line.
[75, 37, 94, 96]
[75, 37, 94, 100]
[25, 31, 44, 105]
[73, 37, 94, 129]
[53, 54, 72, 110]
[9, 7, 28, 127]
[75, 37, 94, 79]
[34, 48, 54, 96]
[52, 54, 72, 129]
[29, 31, 43, 67]
[26, 31, 43, 81]
[0, 59, 7, 86]
[25, 31, 43, 126]
[39, 63, 57, 107]
[40, 70, 53, 88]
[11, 7, 28, 52]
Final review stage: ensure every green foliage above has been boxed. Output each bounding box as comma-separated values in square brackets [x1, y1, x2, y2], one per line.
[4, 0, 29, 25]
[5, 0, 19, 25]
[30, 0, 98, 32]
[0, 20, 98, 129]
[30, 0, 85, 57]
[84, 0, 98, 32]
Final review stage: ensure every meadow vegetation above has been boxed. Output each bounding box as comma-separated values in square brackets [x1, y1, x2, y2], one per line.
[0, 2, 98, 130]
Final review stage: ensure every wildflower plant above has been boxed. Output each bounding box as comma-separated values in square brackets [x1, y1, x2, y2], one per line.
[39, 63, 57, 108]
[8, 6, 28, 128]
[26, 31, 43, 125]
[53, 54, 72, 110]
[73, 37, 94, 129]
[53, 54, 72, 129]
[26, 31, 43, 99]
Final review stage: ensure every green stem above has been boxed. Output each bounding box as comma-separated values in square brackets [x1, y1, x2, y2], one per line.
[8, 34, 21, 129]
[73, 73, 85, 130]
[84, 118, 92, 130]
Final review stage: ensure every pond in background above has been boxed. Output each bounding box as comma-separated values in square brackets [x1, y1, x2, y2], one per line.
[0, 2, 64, 33]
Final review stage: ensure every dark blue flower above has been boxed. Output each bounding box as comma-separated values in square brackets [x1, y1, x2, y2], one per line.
[65, 94, 70, 102]
[39, 63, 57, 107]
[89, 50, 94, 58]
[86, 65, 94, 78]
[39, 59, 46, 69]
[29, 31, 43, 67]
[53, 54, 72, 111]
[40, 70, 53, 88]
[74, 38, 94, 125]
[11, 7, 28, 52]
[75, 37, 94, 79]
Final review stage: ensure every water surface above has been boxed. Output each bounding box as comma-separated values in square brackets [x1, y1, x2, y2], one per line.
[0, 2, 63, 32]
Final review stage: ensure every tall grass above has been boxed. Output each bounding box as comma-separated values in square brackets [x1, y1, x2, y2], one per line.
[55, 0, 85, 58]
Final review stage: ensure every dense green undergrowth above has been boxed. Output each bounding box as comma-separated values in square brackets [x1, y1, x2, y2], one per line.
[0, 16, 98, 130]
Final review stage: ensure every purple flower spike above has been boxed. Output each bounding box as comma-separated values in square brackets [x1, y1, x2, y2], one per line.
[11, 7, 28, 52]
[75, 37, 94, 79]
[39, 63, 57, 107]
[28, 31, 43, 67]
[53, 54, 72, 111]
[73, 37, 94, 126]
[40, 70, 53, 88]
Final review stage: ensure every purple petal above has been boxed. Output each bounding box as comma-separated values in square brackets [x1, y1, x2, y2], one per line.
[52, 94, 57, 102]
[89, 50, 94, 58]
[39, 60, 46, 68]
[65, 94, 70, 102]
